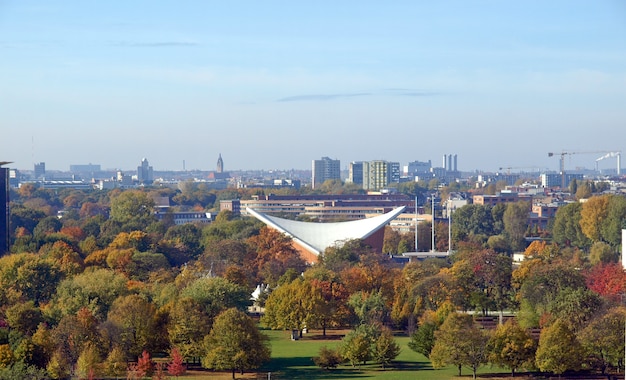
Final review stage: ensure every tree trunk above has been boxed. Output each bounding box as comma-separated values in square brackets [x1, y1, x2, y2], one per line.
[458, 364, 462, 376]
[231, 368, 235, 379]
[322, 320, 326, 337]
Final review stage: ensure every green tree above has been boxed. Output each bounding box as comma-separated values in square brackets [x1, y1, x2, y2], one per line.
[535, 319, 584, 375]
[503, 201, 529, 252]
[340, 328, 373, 368]
[430, 313, 490, 379]
[408, 321, 437, 358]
[102, 346, 127, 379]
[49, 267, 128, 321]
[488, 319, 536, 376]
[109, 190, 156, 231]
[373, 327, 401, 369]
[450, 204, 494, 242]
[181, 276, 251, 323]
[202, 308, 271, 379]
[552, 202, 590, 248]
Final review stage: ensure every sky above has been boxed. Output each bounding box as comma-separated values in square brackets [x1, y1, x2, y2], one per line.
[1, 1, 626, 173]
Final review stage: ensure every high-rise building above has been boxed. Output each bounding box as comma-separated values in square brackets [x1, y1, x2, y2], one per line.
[34, 162, 45, 179]
[362, 160, 400, 191]
[0, 162, 11, 255]
[137, 158, 154, 184]
[348, 161, 364, 185]
[404, 160, 432, 177]
[217, 153, 224, 173]
[312, 157, 340, 189]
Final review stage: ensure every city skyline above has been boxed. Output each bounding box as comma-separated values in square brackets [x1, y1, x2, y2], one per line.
[2, 1, 625, 172]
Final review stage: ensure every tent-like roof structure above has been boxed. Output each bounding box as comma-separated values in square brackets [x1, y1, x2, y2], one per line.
[246, 206, 406, 257]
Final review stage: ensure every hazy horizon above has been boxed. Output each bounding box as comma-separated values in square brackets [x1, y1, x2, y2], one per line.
[2, 1, 625, 173]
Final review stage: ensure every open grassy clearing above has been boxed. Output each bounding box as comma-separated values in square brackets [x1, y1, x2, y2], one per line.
[176, 329, 519, 379]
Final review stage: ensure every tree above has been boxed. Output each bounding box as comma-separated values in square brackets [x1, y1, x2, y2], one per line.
[109, 190, 156, 231]
[430, 313, 490, 379]
[408, 321, 437, 358]
[551, 202, 590, 248]
[136, 350, 154, 378]
[75, 343, 101, 380]
[340, 328, 373, 368]
[102, 346, 127, 379]
[488, 319, 536, 376]
[202, 308, 271, 379]
[262, 278, 323, 338]
[167, 347, 187, 378]
[503, 201, 529, 252]
[585, 262, 626, 302]
[167, 297, 211, 361]
[535, 319, 584, 375]
[579, 195, 609, 243]
[578, 307, 626, 374]
[106, 294, 160, 358]
[312, 346, 343, 369]
[373, 327, 401, 369]
[246, 226, 306, 285]
[181, 276, 251, 323]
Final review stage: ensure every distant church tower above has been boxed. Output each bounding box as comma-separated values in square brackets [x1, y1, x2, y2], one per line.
[216, 154, 224, 174]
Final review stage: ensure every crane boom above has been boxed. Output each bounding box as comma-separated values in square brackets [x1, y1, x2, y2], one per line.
[548, 150, 618, 188]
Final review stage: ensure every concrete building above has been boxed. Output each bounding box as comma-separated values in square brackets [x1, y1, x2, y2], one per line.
[34, 162, 45, 179]
[363, 160, 400, 191]
[404, 160, 432, 178]
[217, 153, 224, 173]
[137, 158, 154, 184]
[312, 157, 340, 189]
[247, 206, 406, 263]
[541, 173, 583, 188]
[348, 161, 364, 185]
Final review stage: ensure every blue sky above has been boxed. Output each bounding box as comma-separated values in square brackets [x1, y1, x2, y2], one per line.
[2, 1, 625, 173]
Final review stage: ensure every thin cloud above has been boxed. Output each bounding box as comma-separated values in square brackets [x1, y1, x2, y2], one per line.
[277, 93, 371, 102]
[383, 88, 441, 97]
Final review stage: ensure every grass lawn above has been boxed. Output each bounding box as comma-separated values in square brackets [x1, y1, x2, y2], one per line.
[256, 329, 513, 380]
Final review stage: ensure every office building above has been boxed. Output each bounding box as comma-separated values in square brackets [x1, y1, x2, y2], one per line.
[34, 162, 45, 179]
[348, 161, 364, 185]
[312, 157, 340, 189]
[137, 158, 154, 184]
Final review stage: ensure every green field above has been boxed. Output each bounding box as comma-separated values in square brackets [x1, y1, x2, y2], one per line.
[257, 329, 512, 380]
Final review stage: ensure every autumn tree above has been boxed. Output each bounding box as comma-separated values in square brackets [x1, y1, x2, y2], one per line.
[262, 278, 323, 338]
[106, 294, 160, 358]
[488, 319, 536, 376]
[535, 319, 584, 375]
[579, 194, 610, 242]
[167, 297, 211, 361]
[202, 308, 271, 379]
[585, 262, 626, 302]
[246, 226, 306, 285]
[167, 347, 187, 378]
[578, 307, 626, 374]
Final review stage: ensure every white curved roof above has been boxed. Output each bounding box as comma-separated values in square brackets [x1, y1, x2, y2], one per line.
[246, 206, 406, 256]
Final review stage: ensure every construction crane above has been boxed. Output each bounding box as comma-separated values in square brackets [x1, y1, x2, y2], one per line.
[595, 151, 621, 175]
[548, 150, 615, 189]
